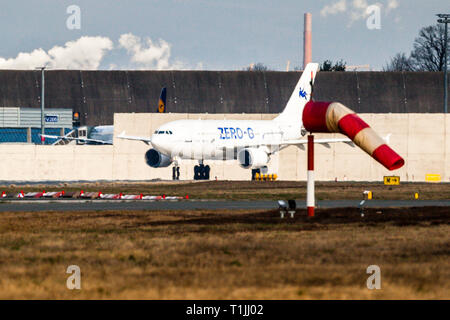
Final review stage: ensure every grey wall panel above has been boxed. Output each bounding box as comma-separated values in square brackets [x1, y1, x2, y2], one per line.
[357, 72, 407, 113]
[265, 72, 300, 114]
[127, 71, 173, 113]
[404, 72, 446, 113]
[0, 70, 448, 126]
[314, 72, 359, 111]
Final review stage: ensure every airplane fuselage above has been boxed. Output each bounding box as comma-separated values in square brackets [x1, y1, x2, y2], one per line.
[151, 119, 302, 161]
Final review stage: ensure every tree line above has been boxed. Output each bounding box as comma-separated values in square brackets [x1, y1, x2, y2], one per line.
[384, 23, 449, 71]
[246, 23, 448, 72]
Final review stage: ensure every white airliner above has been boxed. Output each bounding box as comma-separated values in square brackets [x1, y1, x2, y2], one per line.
[118, 63, 353, 179]
[41, 125, 114, 145]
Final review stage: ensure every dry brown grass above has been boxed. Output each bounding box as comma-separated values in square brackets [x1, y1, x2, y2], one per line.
[0, 207, 448, 299]
[1, 181, 449, 200]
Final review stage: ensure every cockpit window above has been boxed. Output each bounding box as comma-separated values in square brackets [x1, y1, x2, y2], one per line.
[154, 130, 173, 135]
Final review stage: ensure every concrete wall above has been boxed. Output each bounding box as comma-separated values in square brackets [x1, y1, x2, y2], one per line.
[0, 113, 448, 182]
[0, 70, 448, 126]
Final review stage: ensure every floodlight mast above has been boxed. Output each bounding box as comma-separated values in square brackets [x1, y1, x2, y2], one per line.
[437, 14, 449, 113]
[35, 66, 47, 144]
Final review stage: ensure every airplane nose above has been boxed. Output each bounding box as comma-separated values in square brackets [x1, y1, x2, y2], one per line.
[151, 134, 160, 147]
[151, 134, 166, 152]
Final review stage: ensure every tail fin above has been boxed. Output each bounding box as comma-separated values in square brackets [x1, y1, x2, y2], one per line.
[157, 87, 167, 113]
[274, 63, 319, 124]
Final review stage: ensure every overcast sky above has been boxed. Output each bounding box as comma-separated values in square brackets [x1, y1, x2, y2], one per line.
[0, 0, 448, 70]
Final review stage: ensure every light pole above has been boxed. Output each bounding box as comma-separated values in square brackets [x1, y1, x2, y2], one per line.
[437, 14, 449, 113]
[36, 66, 47, 144]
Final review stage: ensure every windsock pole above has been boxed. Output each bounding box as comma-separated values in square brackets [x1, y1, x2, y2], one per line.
[307, 135, 315, 217]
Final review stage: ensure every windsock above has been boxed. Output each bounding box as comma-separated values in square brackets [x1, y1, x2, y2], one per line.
[302, 101, 404, 171]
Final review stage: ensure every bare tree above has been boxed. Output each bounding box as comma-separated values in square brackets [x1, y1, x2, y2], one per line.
[410, 24, 449, 71]
[320, 59, 346, 71]
[383, 53, 414, 71]
[333, 59, 347, 71]
[246, 63, 269, 71]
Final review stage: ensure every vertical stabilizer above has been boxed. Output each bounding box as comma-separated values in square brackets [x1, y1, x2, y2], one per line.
[274, 63, 319, 124]
[158, 87, 167, 113]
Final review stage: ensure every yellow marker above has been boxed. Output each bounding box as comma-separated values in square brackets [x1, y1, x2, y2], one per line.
[255, 173, 260, 181]
[273, 174, 278, 181]
[384, 176, 400, 185]
[425, 174, 441, 182]
[414, 192, 419, 200]
[368, 191, 372, 200]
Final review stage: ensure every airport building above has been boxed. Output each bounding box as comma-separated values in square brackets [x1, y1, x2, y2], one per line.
[0, 70, 448, 182]
[0, 70, 447, 126]
[0, 107, 72, 144]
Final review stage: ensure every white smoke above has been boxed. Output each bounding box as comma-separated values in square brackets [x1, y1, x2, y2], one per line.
[118, 33, 184, 70]
[386, 0, 399, 14]
[0, 33, 198, 70]
[320, 0, 347, 17]
[320, 0, 399, 24]
[349, 0, 371, 23]
[0, 36, 113, 70]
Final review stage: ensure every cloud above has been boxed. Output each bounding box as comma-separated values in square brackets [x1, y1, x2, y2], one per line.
[0, 33, 197, 70]
[0, 36, 113, 70]
[320, 0, 400, 25]
[349, 0, 371, 23]
[118, 33, 185, 70]
[386, 0, 399, 14]
[320, 0, 347, 17]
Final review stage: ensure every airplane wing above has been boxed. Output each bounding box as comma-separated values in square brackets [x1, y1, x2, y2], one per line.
[217, 137, 354, 149]
[116, 131, 152, 145]
[282, 137, 354, 147]
[220, 134, 392, 149]
[40, 134, 112, 145]
[284, 133, 391, 147]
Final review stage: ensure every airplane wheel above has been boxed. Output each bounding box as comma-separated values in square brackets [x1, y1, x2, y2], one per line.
[172, 167, 177, 180]
[204, 165, 210, 180]
[194, 165, 200, 180]
[199, 164, 205, 180]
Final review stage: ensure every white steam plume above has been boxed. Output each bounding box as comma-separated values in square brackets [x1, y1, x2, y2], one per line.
[320, 0, 347, 17]
[118, 33, 184, 70]
[0, 36, 113, 70]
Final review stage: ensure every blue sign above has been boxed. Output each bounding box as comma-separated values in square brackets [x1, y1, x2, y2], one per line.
[45, 115, 59, 123]
[218, 127, 254, 140]
[299, 88, 307, 100]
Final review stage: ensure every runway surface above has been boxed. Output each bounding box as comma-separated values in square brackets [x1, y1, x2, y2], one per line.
[0, 199, 449, 212]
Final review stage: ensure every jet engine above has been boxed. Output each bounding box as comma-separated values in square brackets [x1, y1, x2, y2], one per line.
[237, 148, 269, 169]
[145, 149, 172, 168]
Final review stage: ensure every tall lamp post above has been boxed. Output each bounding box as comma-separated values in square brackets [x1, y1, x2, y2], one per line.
[36, 66, 47, 144]
[437, 14, 449, 113]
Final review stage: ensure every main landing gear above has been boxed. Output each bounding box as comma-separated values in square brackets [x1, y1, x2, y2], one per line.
[194, 163, 210, 180]
[172, 166, 180, 180]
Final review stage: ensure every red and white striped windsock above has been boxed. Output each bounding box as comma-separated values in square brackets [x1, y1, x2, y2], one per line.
[302, 101, 404, 171]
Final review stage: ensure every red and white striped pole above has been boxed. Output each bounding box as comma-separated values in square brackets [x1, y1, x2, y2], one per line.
[307, 134, 315, 217]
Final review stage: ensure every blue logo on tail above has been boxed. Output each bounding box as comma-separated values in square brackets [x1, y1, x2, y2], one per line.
[299, 88, 307, 100]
